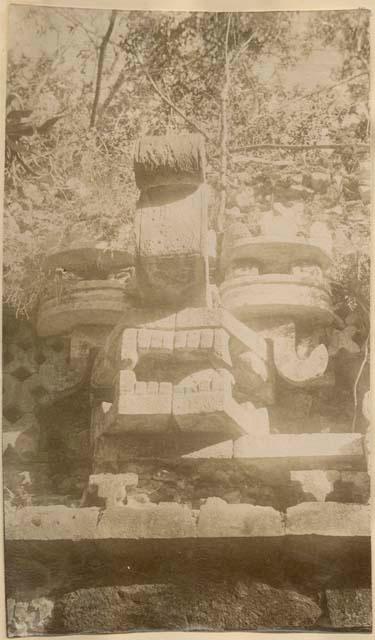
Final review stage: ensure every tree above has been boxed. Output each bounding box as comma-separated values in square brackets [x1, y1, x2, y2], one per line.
[3, 7, 370, 327]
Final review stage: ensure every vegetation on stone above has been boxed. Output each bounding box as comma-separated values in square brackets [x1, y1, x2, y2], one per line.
[4, 8, 370, 325]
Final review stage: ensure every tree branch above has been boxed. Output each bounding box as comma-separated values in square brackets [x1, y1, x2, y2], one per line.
[217, 13, 232, 233]
[274, 71, 369, 115]
[90, 10, 117, 128]
[133, 49, 209, 139]
[97, 67, 127, 122]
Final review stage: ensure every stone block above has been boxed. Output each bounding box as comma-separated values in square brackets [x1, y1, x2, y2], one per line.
[340, 471, 370, 503]
[235, 187, 255, 211]
[45, 222, 135, 276]
[182, 439, 233, 459]
[286, 502, 370, 536]
[172, 370, 268, 438]
[359, 184, 370, 204]
[310, 171, 331, 193]
[137, 184, 207, 258]
[70, 325, 109, 371]
[328, 326, 361, 356]
[2, 414, 40, 459]
[7, 597, 54, 637]
[134, 133, 205, 190]
[326, 588, 372, 629]
[290, 470, 340, 501]
[4, 349, 38, 380]
[100, 371, 173, 434]
[37, 280, 131, 337]
[220, 274, 334, 327]
[36, 358, 83, 400]
[3, 374, 29, 423]
[198, 497, 284, 537]
[97, 503, 196, 538]
[5, 505, 99, 540]
[85, 473, 138, 508]
[136, 183, 209, 307]
[221, 235, 332, 274]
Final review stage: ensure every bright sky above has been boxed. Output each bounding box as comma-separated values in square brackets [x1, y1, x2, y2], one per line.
[7, 6, 343, 95]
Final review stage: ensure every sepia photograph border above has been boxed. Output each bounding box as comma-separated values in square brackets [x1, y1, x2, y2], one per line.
[0, 0, 374, 639]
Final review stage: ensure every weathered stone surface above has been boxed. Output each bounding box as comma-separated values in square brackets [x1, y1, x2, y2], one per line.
[235, 187, 255, 211]
[4, 348, 38, 380]
[326, 588, 372, 629]
[271, 322, 329, 385]
[286, 502, 370, 536]
[182, 439, 233, 459]
[220, 274, 334, 326]
[359, 184, 370, 204]
[37, 280, 131, 336]
[137, 184, 207, 258]
[172, 369, 269, 438]
[200, 433, 365, 468]
[339, 471, 370, 503]
[98, 371, 173, 435]
[84, 473, 138, 508]
[136, 185, 208, 306]
[119, 325, 232, 368]
[310, 171, 331, 193]
[221, 234, 332, 273]
[290, 470, 340, 501]
[97, 367, 268, 440]
[70, 325, 109, 371]
[45, 222, 135, 276]
[7, 596, 54, 637]
[198, 497, 284, 537]
[5, 505, 99, 540]
[97, 503, 196, 538]
[52, 582, 322, 633]
[328, 326, 361, 356]
[134, 133, 205, 189]
[2, 417, 40, 459]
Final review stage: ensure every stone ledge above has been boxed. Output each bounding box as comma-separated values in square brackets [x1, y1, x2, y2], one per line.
[233, 433, 365, 466]
[221, 235, 332, 271]
[220, 276, 335, 325]
[37, 281, 131, 336]
[286, 502, 371, 537]
[5, 500, 370, 541]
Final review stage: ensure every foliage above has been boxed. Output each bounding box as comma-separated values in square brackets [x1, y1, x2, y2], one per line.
[3, 7, 370, 324]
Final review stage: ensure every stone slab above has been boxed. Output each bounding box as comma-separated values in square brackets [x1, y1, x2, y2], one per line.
[220, 274, 335, 325]
[37, 281, 131, 336]
[221, 235, 332, 271]
[286, 502, 370, 537]
[97, 503, 196, 538]
[5, 506, 99, 541]
[197, 497, 285, 537]
[233, 433, 365, 469]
